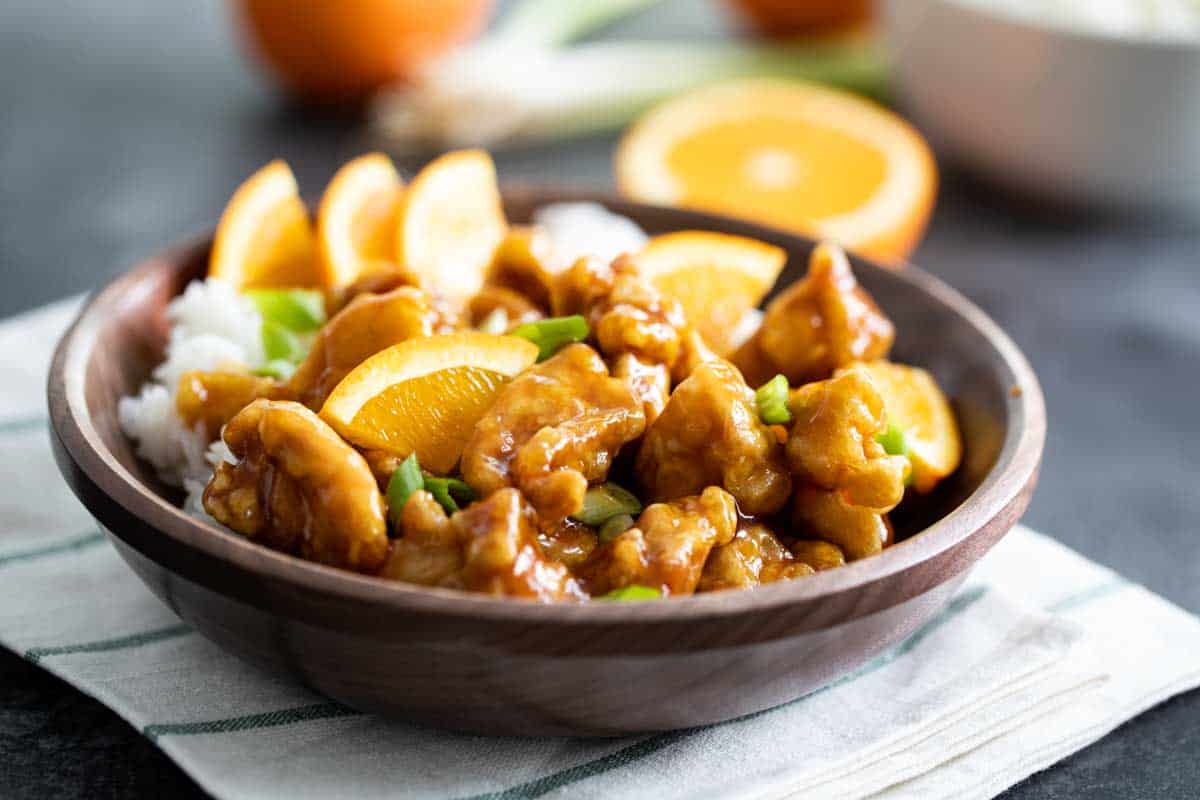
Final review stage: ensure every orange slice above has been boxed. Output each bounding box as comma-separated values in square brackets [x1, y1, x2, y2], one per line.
[320, 332, 537, 474]
[615, 79, 937, 263]
[845, 361, 962, 493]
[634, 231, 785, 355]
[395, 149, 507, 306]
[209, 160, 322, 288]
[317, 153, 405, 290]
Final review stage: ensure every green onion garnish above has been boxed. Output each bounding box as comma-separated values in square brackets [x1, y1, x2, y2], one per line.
[245, 289, 327, 332]
[261, 321, 308, 364]
[511, 315, 589, 361]
[755, 374, 792, 425]
[600, 585, 661, 601]
[571, 483, 642, 527]
[876, 424, 908, 457]
[252, 359, 297, 380]
[423, 476, 477, 514]
[597, 513, 635, 543]
[386, 454, 424, 530]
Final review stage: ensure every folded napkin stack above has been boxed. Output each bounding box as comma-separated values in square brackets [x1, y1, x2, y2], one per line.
[3, 299, 1198, 800]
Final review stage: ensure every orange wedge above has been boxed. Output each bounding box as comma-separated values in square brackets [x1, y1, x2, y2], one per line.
[209, 160, 322, 288]
[634, 231, 785, 355]
[844, 361, 962, 493]
[320, 331, 537, 474]
[395, 149, 507, 306]
[615, 79, 937, 263]
[317, 153, 405, 290]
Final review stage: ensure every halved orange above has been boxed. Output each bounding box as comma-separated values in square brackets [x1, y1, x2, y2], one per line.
[320, 331, 537, 474]
[615, 79, 937, 263]
[634, 231, 785, 355]
[209, 160, 322, 288]
[317, 153, 405, 290]
[843, 360, 962, 493]
[395, 149, 507, 306]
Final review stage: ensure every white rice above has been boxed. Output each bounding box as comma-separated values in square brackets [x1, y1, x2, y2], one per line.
[534, 202, 648, 272]
[118, 278, 262, 494]
[181, 440, 237, 519]
[120, 206, 647, 513]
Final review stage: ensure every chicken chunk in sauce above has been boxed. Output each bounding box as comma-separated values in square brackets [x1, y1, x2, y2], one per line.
[176, 371, 282, 440]
[203, 399, 389, 572]
[790, 539, 848, 571]
[460, 343, 646, 521]
[378, 490, 463, 586]
[485, 225, 556, 311]
[734, 243, 894, 386]
[699, 523, 815, 592]
[786, 367, 908, 512]
[580, 486, 738, 596]
[792, 485, 890, 561]
[552, 255, 692, 413]
[382, 487, 586, 601]
[636, 360, 792, 516]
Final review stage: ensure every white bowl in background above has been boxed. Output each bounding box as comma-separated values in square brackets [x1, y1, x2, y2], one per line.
[882, 0, 1200, 213]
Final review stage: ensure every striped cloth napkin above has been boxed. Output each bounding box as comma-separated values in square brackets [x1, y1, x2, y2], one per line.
[5, 297, 1200, 800]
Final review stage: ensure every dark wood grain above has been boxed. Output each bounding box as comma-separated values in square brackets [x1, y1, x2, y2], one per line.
[45, 191, 1045, 736]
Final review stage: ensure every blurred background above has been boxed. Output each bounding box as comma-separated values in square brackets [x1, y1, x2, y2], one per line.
[1, 0, 1199, 796]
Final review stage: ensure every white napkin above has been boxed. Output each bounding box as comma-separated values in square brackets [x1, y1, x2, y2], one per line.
[3, 298, 1199, 800]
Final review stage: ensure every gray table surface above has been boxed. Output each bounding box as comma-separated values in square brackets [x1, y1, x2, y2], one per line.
[2, 0, 1199, 797]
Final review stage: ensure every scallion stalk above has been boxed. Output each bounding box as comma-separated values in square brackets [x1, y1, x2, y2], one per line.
[245, 289, 326, 333]
[572, 483, 642, 527]
[876, 424, 908, 457]
[423, 476, 477, 514]
[755, 374, 792, 426]
[261, 321, 307, 363]
[252, 359, 297, 381]
[597, 513, 636, 543]
[601, 585, 661, 601]
[491, 0, 668, 49]
[386, 454, 424, 530]
[373, 38, 887, 150]
[511, 315, 589, 361]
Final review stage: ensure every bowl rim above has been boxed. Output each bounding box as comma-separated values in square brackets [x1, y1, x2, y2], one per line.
[905, 0, 1200, 51]
[47, 189, 1045, 624]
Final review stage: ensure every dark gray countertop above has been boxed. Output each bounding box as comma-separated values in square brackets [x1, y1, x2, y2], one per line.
[2, 0, 1198, 797]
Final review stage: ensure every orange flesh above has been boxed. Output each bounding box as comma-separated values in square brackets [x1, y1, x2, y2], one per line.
[351, 189, 401, 265]
[653, 265, 766, 354]
[242, 197, 321, 289]
[347, 366, 509, 474]
[666, 117, 887, 226]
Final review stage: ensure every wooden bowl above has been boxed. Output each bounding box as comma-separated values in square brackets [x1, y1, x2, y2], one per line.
[47, 189, 1044, 737]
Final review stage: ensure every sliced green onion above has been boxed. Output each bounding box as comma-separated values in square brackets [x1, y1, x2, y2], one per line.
[511, 315, 589, 361]
[600, 585, 661, 601]
[423, 476, 477, 514]
[571, 483, 642, 527]
[492, 0, 667, 48]
[386, 454, 424, 530]
[477, 308, 510, 335]
[876, 424, 908, 457]
[261, 321, 308, 363]
[373, 38, 887, 150]
[245, 289, 326, 332]
[252, 359, 296, 381]
[597, 513, 635, 543]
[755, 374, 792, 425]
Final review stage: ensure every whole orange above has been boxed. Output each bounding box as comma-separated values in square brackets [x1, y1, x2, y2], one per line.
[236, 0, 495, 105]
[725, 0, 873, 37]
